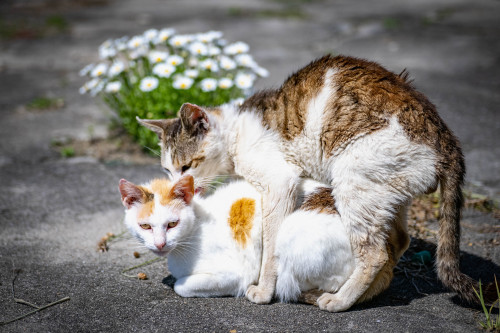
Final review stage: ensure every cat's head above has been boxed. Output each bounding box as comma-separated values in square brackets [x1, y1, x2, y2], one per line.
[137, 103, 232, 186]
[119, 175, 196, 256]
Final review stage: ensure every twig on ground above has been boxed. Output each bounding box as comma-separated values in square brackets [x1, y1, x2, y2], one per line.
[1, 263, 70, 326]
[121, 257, 164, 278]
[1, 297, 70, 326]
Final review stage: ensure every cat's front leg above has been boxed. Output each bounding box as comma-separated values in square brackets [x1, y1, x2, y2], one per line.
[174, 273, 239, 298]
[245, 180, 300, 304]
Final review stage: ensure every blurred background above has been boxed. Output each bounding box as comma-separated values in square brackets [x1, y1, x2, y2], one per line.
[0, 1, 499, 331]
[1, 0, 499, 197]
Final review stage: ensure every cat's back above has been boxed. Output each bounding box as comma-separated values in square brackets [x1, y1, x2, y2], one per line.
[239, 54, 448, 157]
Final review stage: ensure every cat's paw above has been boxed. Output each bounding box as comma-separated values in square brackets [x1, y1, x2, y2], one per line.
[245, 285, 273, 304]
[317, 293, 352, 312]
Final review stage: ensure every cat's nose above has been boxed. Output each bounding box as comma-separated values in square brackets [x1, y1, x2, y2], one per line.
[155, 242, 166, 250]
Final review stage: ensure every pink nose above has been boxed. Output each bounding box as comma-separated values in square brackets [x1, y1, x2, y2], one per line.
[155, 242, 166, 250]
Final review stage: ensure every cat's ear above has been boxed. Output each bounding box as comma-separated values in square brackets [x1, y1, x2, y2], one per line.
[119, 179, 146, 209]
[179, 103, 209, 134]
[170, 175, 195, 205]
[136, 117, 174, 140]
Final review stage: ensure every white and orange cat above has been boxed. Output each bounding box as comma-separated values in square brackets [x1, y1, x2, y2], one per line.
[120, 175, 404, 305]
[138, 55, 496, 310]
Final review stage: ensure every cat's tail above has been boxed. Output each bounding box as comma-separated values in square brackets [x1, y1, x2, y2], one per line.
[437, 145, 498, 306]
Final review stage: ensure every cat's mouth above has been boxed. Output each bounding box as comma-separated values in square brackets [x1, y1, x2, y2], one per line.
[195, 187, 204, 195]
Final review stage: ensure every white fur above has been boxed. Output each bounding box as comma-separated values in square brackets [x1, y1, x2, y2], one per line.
[328, 117, 437, 248]
[124, 179, 355, 301]
[284, 69, 337, 183]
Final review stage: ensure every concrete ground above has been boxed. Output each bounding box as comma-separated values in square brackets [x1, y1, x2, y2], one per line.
[0, 0, 499, 332]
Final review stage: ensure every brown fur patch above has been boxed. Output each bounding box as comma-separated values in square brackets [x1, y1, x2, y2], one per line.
[137, 186, 155, 219]
[300, 187, 338, 215]
[228, 198, 256, 247]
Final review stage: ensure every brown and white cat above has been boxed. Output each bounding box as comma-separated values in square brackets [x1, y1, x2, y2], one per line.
[138, 54, 495, 311]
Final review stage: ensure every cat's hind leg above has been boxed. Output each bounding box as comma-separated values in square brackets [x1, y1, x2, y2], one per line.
[321, 120, 437, 312]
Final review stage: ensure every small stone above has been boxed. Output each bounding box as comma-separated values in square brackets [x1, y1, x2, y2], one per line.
[133, 251, 141, 258]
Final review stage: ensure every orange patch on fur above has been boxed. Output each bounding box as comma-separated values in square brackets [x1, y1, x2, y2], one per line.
[228, 198, 256, 248]
[150, 178, 174, 206]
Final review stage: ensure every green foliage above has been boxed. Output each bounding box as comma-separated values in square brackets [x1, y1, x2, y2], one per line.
[473, 276, 500, 331]
[45, 15, 69, 32]
[80, 29, 267, 153]
[383, 17, 401, 30]
[26, 97, 64, 110]
[60, 146, 75, 158]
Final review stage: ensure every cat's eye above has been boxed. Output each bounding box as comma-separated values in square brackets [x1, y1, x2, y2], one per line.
[167, 221, 178, 228]
[140, 224, 152, 230]
[181, 163, 191, 174]
[162, 167, 172, 179]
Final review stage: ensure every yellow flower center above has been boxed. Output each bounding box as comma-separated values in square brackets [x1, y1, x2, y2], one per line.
[180, 83, 186, 89]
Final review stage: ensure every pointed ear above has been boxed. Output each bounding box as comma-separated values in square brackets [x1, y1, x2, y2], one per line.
[136, 117, 173, 139]
[170, 175, 195, 205]
[119, 179, 146, 209]
[179, 103, 209, 134]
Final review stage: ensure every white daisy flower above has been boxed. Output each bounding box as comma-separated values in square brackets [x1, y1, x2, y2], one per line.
[208, 45, 221, 56]
[105, 81, 122, 93]
[115, 36, 129, 51]
[169, 35, 189, 48]
[79, 64, 94, 77]
[90, 80, 105, 96]
[252, 65, 270, 77]
[188, 57, 200, 67]
[156, 28, 176, 43]
[184, 34, 196, 43]
[200, 78, 217, 92]
[219, 56, 237, 70]
[230, 97, 245, 106]
[139, 76, 159, 92]
[224, 41, 250, 55]
[129, 45, 148, 59]
[173, 76, 194, 90]
[200, 59, 219, 72]
[80, 78, 101, 94]
[108, 61, 125, 77]
[99, 39, 117, 59]
[235, 72, 255, 89]
[185, 69, 199, 78]
[197, 31, 223, 43]
[153, 63, 176, 78]
[218, 78, 233, 89]
[148, 50, 168, 64]
[166, 55, 184, 66]
[143, 28, 159, 42]
[235, 54, 256, 67]
[90, 63, 108, 77]
[188, 41, 208, 56]
[128, 35, 145, 49]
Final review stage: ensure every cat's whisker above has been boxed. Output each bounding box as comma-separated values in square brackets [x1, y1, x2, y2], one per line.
[143, 145, 161, 157]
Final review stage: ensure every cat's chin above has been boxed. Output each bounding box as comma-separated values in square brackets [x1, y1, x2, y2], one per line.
[152, 249, 170, 257]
